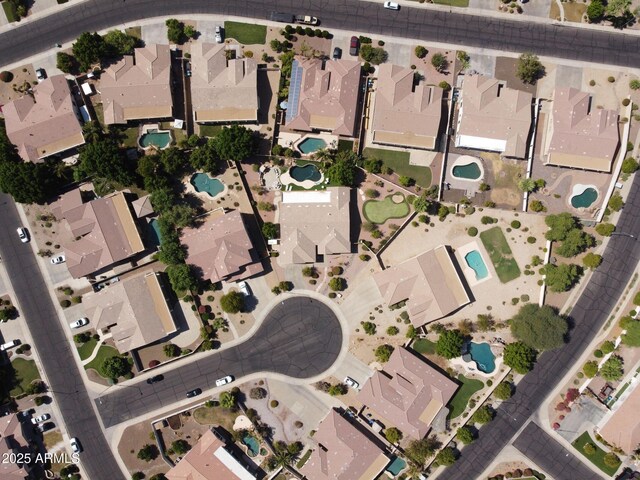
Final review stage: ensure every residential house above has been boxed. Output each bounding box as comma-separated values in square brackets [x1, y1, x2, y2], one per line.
[301, 409, 390, 480]
[544, 87, 619, 172]
[0, 414, 32, 480]
[3, 75, 85, 162]
[285, 57, 361, 136]
[599, 384, 640, 454]
[181, 209, 263, 283]
[455, 75, 533, 159]
[357, 347, 458, 440]
[100, 44, 173, 125]
[370, 64, 443, 150]
[373, 245, 471, 327]
[190, 43, 258, 124]
[278, 187, 351, 264]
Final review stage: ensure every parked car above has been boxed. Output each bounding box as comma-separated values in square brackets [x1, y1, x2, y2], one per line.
[35, 68, 46, 81]
[37, 422, 55, 433]
[0, 340, 20, 351]
[215, 26, 223, 43]
[146, 375, 164, 385]
[31, 413, 51, 424]
[349, 36, 359, 56]
[332, 47, 342, 60]
[344, 376, 360, 389]
[69, 437, 82, 453]
[185, 61, 192, 77]
[215, 375, 233, 387]
[50, 254, 66, 265]
[16, 227, 29, 243]
[186, 388, 202, 398]
[69, 317, 89, 329]
[238, 281, 251, 297]
[384, 1, 400, 9]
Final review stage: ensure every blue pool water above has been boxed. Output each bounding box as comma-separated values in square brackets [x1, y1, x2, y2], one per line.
[191, 173, 224, 197]
[146, 218, 162, 247]
[139, 129, 171, 149]
[289, 164, 322, 182]
[571, 187, 598, 208]
[464, 250, 488, 280]
[386, 456, 407, 476]
[298, 137, 327, 154]
[242, 435, 260, 457]
[452, 162, 481, 180]
[469, 342, 496, 373]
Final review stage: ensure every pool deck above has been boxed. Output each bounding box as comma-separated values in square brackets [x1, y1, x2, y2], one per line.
[444, 153, 485, 196]
[456, 240, 493, 287]
[138, 123, 173, 150]
[280, 166, 326, 190]
[450, 344, 504, 378]
[569, 183, 599, 210]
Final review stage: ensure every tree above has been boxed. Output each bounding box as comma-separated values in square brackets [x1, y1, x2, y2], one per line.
[413, 195, 432, 214]
[363, 157, 382, 173]
[137, 444, 159, 462]
[434, 447, 456, 467]
[600, 355, 624, 381]
[431, 53, 448, 73]
[386, 326, 399, 335]
[530, 199, 546, 212]
[517, 178, 536, 192]
[606, 0, 631, 16]
[385, 427, 403, 444]
[471, 405, 494, 424]
[516, 53, 544, 84]
[608, 192, 624, 212]
[326, 151, 358, 187]
[184, 25, 197, 39]
[362, 322, 376, 335]
[163, 343, 180, 357]
[503, 342, 537, 373]
[164, 203, 196, 228]
[328, 383, 347, 396]
[190, 138, 220, 173]
[72, 32, 106, 71]
[406, 325, 417, 339]
[540, 263, 582, 293]
[250, 387, 267, 399]
[171, 439, 191, 455]
[166, 19, 185, 44]
[220, 291, 244, 314]
[545, 213, 579, 242]
[101, 355, 130, 379]
[415, 46, 428, 58]
[587, 0, 605, 21]
[328, 277, 346, 291]
[511, 304, 568, 350]
[596, 223, 615, 236]
[555, 229, 594, 257]
[0, 159, 56, 204]
[622, 319, 640, 346]
[75, 139, 134, 185]
[494, 382, 513, 400]
[622, 157, 639, 174]
[160, 147, 186, 175]
[215, 125, 255, 162]
[166, 263, 198, 293]
[405, 436, 441, 467]
[103, 29, 137, 56]
[261, 222, 279, 240]
[456, 426, 474, 445]
[583, 252, 603, 270]
[476, 314, 495, 332]
[219, 390, 236, 409]
[604, 452, 621, 468]
[82, 120, 103, 144]
[436, 329, 464, 359]
[56, 52, 75, 73]
[398, 175, 414, 187]
[583, 360, 598, 378]
[375, 344, 394, 363]
[359, 44, 388, 64]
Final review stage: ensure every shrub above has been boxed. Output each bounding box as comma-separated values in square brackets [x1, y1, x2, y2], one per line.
[594, 349, 603, 358]
[622, 157, 639, 174]
[362, 322, 377, 335]
[608, 76, 615, 83]
[511, 220, 521, 229]
[583, 360, 598, 378]
[415, 45, 428, 58]
[604, 452, 621, 468]
[0, 71, 13, 83]
[375, 344, 394, 362]
[439, 81, 451, 91]
[468, 227, 478, 237]
[596, 223, 615, 236]
[270, 400, 279, 408]
[631, 79, 640, 90]
[250, 387, 267, 399]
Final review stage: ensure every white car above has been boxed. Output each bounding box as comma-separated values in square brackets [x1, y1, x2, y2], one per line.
[69, 317, 89, 329]
[238, 281, 251, 297]
[69, 437, 82, 454]
[215, 26, 223, 43]
[215, 375, 233, 387]
[0, 339, 20, 351]
[16, 227, 29, 243]
[50, 254, 66, 265]
[344, 376, 360, 389]
[384, 1, 400, 9]
[31, 413, 51, 424]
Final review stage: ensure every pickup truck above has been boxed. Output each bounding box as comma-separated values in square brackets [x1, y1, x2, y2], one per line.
[295, 15, 319, 25]
[270, 12, 319, 25]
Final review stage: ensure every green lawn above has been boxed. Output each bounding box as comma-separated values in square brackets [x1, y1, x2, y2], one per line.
[479, 226, 521, 283]
[121, 127, 139, 148]
[449, 374, 484, 419]
[572, 431, 621, 476]
[337, 139, 354, 152]
[412, 339, 436, 355]
[363, 194, 410, 224]
[363, 147, 432, 187]
[198, 124, 224, 137]
[76, 338, 98, 361]
[223, 21, 267, 45]
[432, 0, 469, 6]
[84, 345, 119, 378]
[2, 1, 18, 22]
[9, 358, 41, 397]
[193, 405, 239, 432]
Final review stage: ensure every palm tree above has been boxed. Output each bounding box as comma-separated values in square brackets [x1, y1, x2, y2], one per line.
[313, 148, 333, 163]
[82, 120, 103, 143]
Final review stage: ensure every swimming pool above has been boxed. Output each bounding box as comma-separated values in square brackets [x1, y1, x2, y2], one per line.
[452, 162, 481, 180]
[469, 342, 496, 373]
[571, 187, 598, 208]
[242, 435, 260, 457]
[464, 250, 488, 280]
[386, 456, 407, 476]
[139, 129, 171, 149]
[289, 164, 322, 182]
[146, 218, 162, 247]
[298, 137, 327, 154]
[190, 173, 224, 197]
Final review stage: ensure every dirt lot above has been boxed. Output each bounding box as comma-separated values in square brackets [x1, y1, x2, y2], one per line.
[0, 64, 37, 105]
[118, 422, 169, 478]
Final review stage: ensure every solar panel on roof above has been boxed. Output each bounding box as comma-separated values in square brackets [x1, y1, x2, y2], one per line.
[285, 60, 304, 123]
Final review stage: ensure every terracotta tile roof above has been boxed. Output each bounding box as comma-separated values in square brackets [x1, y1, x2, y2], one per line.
[0, 414, 29, 480]
[371, 64, 443, 150]
[301, 409, 390, 480]
[285, 57, 361, 136]
[544, 88, 619, 172]
[600, 384, 640, 454]
[374, 246, 470, 327]
[181, 209, 262, 283]
[357, 347, 458, 440]
[100, 44, 173, 124]
[455, 75, 532, 158]
[279, 188, 351, 264]
[3, 75, 85, 162]
[190, 44, 258, 123]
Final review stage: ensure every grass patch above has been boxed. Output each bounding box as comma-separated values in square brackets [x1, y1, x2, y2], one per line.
[124, 26, 142, 39]
[432, 0, 469, 6]
[363, 147, 432, 187]
[193, 405, 239, 431]
[337, 139, 354, 152]
[479, 226, 521, 283]
[449, 374, 484, 419]
[296, 449, 312, 469]
[76, 337, 98, 361]
[2, 1, 18, 22]
[223, 21, 267, 45]
[198, 124, 224, 137]
[9, 358, 41, 397]
[159, 121, 186, 144]
[363, 194, 410, 224]
[43, 430, 63, 450]
[93, 103, 105, 127]
[572, 431, 620, 476]
[412, 339, 436, 355]
[84, 345, 119, 378]
[121, 127, 139, 148]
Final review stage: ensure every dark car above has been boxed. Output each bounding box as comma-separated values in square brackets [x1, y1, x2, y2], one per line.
[349, 36, 359, 56]
[186, 388, 202, 398]
[147, 375, 164, 385]
[185, 61, 192, 77]
[332, 47, 342, 60]
[37, 422, 55, 433]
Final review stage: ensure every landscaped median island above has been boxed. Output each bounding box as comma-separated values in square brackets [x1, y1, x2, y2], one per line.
[479, 226, 521, 283]
[363, 193, 410, 224]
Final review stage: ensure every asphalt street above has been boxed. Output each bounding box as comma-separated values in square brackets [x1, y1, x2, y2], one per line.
[0, 194, 123, 479]
[96, 296, 343, 428]
[1, 0, 640, 69]
[440, 173, 640, 479]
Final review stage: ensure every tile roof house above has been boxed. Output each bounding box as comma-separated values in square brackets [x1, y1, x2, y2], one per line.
[301, 409, 390, 480]
[100, 44, 173, 125]
[285, 57, 361, 136]
[166, 428, 258, 480]
[357, 347, 459, 440]
[544, 88, 619, 172]
[53, 189, 145, 278]
[455, 75, 533, 159]
[374, 246, 470, 327]
[371, 64, 443, 150]
[82, 269, 175, 352]
[190, 43, 258, 124]
[599, 384, 640, 454]
[3, 75, 85, 162]
[181, 209, 263, 283]
[0, 414, 32, 480]
[278, 187, 351, 264]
